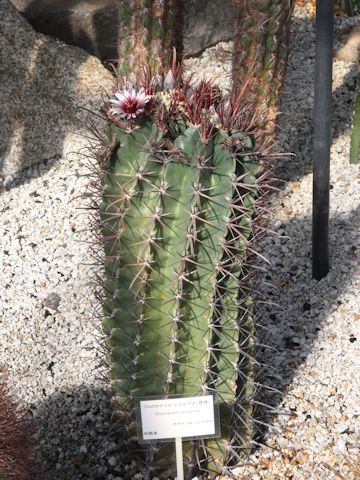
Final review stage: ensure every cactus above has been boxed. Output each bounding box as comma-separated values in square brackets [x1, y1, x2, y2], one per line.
[0, 382, 36, 480]
[117, 0, 183, 83]
[232, 0, 294, 135]
[89, 61, 273, 478]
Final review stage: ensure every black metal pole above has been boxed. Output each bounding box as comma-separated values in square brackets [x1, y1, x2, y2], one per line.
[312, 0, 333, 280]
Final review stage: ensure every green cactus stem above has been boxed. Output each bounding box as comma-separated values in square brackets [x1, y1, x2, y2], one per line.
[95, 72, 272, 476]
[350, 69, 360, 164]
[101, 120, 260, 476]
[232, 0, 294, 135]
[93, 67, 273, 477]
[117, 0, 183, 83]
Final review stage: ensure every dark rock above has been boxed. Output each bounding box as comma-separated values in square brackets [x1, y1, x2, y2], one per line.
[302, 301, 311, 311]
[184, 0, 237, 56]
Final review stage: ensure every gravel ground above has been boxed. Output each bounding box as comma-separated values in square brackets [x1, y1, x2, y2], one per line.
[0, 8, 359, 480]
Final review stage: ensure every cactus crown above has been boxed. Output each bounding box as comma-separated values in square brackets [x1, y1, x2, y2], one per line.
[106, 60, 257, 140]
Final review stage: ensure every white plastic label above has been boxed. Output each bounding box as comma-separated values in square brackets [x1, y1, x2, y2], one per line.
[139, 395, 216, 441]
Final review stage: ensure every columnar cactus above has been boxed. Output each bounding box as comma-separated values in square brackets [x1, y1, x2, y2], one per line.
[232, 0, 294, 134]
[91, 63, 272, 477]
[117, 0, 183, 83]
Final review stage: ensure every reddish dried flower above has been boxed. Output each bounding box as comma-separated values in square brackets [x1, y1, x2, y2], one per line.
[215, 78, 255, 131]
[185, 80, 222, 126]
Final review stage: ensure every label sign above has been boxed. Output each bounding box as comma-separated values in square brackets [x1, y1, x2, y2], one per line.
[137, 395, 218, 443]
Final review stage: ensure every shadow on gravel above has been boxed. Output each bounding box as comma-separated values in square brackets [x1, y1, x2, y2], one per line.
[255, 203, 360, 442]
[31, 386, 116, 480]
[276, 61, 357, 183]
[274, 16, 358, 183]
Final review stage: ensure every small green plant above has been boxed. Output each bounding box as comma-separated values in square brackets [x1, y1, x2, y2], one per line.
[350, 69, 360, 164]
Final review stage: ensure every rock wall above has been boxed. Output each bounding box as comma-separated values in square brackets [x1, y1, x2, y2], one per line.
[10, 0, 237, 59]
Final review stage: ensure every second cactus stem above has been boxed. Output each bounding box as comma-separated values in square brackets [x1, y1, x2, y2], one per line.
[117, 0, 183, 83]
[232, 0, 294, 135]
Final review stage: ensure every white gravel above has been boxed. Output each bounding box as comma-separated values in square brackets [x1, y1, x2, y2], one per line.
[0, 8, 359, 480]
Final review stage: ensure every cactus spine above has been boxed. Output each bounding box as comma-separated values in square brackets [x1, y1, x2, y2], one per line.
[232, 0, 294, 134]
[117, 0, 183, 83]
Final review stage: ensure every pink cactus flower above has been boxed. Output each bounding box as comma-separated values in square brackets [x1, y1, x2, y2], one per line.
[110, 87, 151, 119]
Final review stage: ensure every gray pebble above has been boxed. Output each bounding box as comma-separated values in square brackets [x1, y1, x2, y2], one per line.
[108, 456, 117, 467]
[79, 445, 88, 455]
[44, 292, 61, 310]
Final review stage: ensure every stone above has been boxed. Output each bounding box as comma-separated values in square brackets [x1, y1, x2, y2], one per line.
[95, 466, 108, 479]
[108, 456, 117, 467]
[44, 292, 61, 310]
[335, 422, 350, 434]
[273, 219, 284, 231]
[79, 445, 88, 455]
[0, 0, 114, 185]
[10, 0, 237, 59]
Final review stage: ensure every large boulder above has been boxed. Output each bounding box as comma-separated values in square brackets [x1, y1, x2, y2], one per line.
[0, 0, 114, 185]
[10, 0, 237, 59]
[9, 0, 118, 62]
